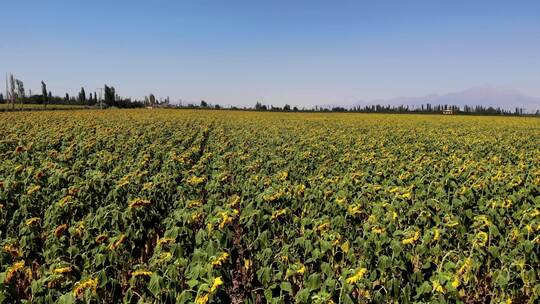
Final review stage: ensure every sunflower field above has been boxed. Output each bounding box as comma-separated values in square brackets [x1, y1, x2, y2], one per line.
[0, 109, 539, 303]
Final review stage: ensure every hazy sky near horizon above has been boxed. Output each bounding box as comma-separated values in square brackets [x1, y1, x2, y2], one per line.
[1, 0, 539, 107]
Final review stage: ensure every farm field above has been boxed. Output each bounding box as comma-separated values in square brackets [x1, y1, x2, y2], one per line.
[0, 109, 539, 303]
[0, 104, 87, 111]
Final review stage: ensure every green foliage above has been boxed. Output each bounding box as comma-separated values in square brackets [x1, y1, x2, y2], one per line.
[0, 110, 538, 303]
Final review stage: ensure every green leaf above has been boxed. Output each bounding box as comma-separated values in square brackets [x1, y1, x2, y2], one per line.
[415, 281, 432, 296]
[176, 291, 192, 304]
[307, 273, 321, 290]
[148, 273, 163, 298]
[186, 279, 199, 288]
[295, 288, 310, 302]
[281, 282, 292, 293]
[56, 293, 75, 304]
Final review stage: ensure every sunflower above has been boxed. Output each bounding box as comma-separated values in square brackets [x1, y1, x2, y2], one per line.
[402, 230, 421, 245]
[131, 270, 152, 277]
[128, 198, 151, 208]
[54, 224, 68, 237]
[346, 268, 368, 284]
[211, 252, 229, 267]
[73, 277, 98, 297]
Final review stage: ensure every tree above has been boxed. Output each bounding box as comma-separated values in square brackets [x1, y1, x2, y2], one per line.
[15, 79, 25, 108]
[255, 101, 267, 111]
[283, 104, 291, 111]
[78, 87, 86, 103]
[41, 81, 47, 107]
[200, 100, 208, 108]
[149, 94, 156, 106]
[109, 86, 115, 105]
[104, 85, 116, 107]
[65, 93, 69, 102]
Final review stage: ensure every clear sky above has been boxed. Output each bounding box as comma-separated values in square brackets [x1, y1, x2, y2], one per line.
[1, 0, 539, 107]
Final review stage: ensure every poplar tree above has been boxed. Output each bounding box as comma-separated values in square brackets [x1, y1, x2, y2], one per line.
[41, 81, 47, 108]
[78, 87, 86, 103]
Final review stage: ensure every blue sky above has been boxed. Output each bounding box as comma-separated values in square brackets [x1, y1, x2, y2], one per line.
[1, 0, 539, 107]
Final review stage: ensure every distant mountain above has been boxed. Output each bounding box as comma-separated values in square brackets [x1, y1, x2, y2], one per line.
[352, 85, 540, 112]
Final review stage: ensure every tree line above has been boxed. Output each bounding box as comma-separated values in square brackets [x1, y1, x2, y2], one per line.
[159, 97, 539, 116]
[2, 74, 538, 115]
[190, 100, 539, 116]
[1, 74, 146, 109]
